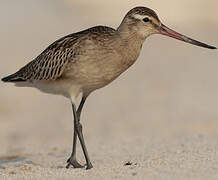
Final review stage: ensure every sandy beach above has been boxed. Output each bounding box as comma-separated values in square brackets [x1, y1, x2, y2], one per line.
[0, 1, 218, 179]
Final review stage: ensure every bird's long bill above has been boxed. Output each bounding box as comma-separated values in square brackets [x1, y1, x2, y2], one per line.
[160, 24, 216, 49]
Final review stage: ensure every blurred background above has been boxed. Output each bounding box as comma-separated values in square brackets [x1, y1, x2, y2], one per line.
[0, 0, 217, 156]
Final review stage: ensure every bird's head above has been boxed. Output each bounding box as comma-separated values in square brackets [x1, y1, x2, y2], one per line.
[119, 6, 216, 49]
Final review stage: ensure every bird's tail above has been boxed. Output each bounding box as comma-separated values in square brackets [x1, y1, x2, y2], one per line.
[1, 73, 25, 82]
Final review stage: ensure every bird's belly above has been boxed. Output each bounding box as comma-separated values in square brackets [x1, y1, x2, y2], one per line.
[74, 65, 123, 90]
[31, 79, 82, 99]
[65, 57, 130, 91]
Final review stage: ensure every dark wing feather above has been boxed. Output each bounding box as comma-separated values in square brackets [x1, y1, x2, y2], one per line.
[4, 36, 79, 82]
[1, 26, 116, 82]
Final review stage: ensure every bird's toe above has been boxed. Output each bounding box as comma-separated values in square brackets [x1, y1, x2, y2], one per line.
[66, 157, 84, 168]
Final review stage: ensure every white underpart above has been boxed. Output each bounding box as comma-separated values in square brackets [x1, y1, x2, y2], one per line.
[33, 80, 82, 102]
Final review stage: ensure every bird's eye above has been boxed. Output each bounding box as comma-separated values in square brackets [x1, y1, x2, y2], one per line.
[143, 17, 150, 23]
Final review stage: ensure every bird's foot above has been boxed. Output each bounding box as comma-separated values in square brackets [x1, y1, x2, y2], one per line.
[86, 162, 93, 170]
[66, 157, 84, 168]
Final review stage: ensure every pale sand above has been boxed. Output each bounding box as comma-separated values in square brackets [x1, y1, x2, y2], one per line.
[1, 106, 218, 180]
[1, 1, 218, 179]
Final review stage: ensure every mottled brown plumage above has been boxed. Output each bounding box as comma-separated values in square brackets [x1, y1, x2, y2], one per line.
[8, 26, 116, 81]
[2, 6, 216, 170]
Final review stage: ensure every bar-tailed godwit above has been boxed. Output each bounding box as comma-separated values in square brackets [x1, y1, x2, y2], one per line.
[2, 6, 216, 169]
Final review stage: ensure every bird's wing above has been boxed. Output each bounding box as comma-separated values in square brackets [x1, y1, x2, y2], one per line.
[2, 26, 116, 83]
[3, 33, 85, 82]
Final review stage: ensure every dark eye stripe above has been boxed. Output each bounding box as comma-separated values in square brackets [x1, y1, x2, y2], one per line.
[143, 17, 150, 22]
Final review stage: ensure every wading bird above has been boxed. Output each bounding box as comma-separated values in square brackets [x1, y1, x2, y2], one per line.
[2, 7, 216, 169]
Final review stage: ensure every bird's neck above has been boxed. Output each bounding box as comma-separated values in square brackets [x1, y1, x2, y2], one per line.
[117, 22, 146, 55]
[115, 24, 145, 68]
[117, 20, 147, 41]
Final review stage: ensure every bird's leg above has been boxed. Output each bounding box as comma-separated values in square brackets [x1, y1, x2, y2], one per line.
[75, 97, 93, 169]
[66, 96, 93, 169]
[66, 97, 86, 168]
[66, 120, 83, 168]
[66, 100, 84, 168]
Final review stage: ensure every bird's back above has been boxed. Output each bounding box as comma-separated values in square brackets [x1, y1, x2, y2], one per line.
[2, 26, 117, 83]
[2, 23, 145, 97]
